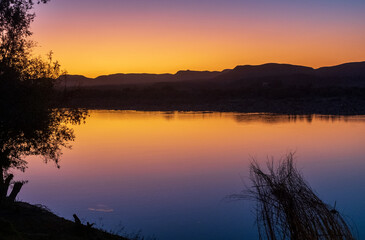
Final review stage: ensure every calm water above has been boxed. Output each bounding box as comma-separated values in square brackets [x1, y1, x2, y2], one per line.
[16, 111, 365, 239]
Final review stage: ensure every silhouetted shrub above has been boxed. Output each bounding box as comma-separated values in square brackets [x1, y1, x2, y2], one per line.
[234, 153, 354, 240]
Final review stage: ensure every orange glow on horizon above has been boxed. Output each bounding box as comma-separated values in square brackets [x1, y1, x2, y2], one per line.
[31, 2, 365, 78]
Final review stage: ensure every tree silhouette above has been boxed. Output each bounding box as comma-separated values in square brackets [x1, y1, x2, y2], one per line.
[0, 0, 88, 203]
[0, 0, 49, 71]
[0, 107, 87, 202]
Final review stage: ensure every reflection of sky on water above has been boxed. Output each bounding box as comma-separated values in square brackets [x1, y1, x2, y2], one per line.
[16, 111, 365, 239]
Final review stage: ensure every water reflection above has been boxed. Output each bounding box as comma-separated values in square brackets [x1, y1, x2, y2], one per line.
[97, 110, 365, 124]
[234, 113, 365, 123]
[16, 111, 365, 240]
[0, 100, 87, 202]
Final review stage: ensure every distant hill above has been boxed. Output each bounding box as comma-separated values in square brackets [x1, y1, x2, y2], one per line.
[57, 70, 225, 88]
[209, 61, 365, 88]
[214, 63, 314, 81]
[316, 62, 365, 87]
[317, 62, 365, 77]
[206, 63, 316, 88]
[175, 70, 223, 81]
[57, 61, 365, 89]
[57, 73, 173, 88]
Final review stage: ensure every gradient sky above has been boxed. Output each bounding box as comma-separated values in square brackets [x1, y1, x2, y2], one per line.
[31, 0, 365, 77]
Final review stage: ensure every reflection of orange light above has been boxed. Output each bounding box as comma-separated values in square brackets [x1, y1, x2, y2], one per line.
[15, 111, 365, 237]
[18, 111, 365, 199]
[31, 5, 365, 78]
[51, 111, 365, 175]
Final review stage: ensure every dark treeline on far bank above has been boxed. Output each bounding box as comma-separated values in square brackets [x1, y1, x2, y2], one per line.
[56, 62, 365, 115]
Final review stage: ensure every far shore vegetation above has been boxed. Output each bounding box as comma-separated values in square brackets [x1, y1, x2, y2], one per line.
[57, 62, 365, 115]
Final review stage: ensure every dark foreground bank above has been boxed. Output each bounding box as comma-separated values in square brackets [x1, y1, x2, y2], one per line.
[0, 202, 128, 240]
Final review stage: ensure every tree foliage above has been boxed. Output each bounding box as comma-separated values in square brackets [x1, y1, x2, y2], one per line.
[0, 0, 57, 80]
[0, 0, 88, 203]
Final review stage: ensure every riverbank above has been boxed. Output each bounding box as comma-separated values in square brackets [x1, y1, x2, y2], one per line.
[0, 202, 128, 240]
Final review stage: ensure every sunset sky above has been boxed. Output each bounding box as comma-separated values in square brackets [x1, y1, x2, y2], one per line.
[32, 0, 365, 78]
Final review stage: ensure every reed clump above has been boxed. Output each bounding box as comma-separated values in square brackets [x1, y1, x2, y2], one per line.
[241, 153, 354, 240]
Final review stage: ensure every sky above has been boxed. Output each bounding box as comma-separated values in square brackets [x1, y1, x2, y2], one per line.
[31, 0, 365, 77]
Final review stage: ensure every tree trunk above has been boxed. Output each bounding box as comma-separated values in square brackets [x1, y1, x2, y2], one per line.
[0, 169, 4, 200]
[4, 174, 13, 197]
[8, 182, 23, 202]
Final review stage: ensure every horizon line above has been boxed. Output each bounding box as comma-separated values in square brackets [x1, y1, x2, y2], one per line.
[62, 60, 365, 79]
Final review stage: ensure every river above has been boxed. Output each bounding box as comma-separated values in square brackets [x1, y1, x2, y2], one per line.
[17, 111, 365, 239]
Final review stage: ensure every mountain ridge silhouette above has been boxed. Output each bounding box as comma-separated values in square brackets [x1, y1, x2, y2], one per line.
[58, 61, 365, 88]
